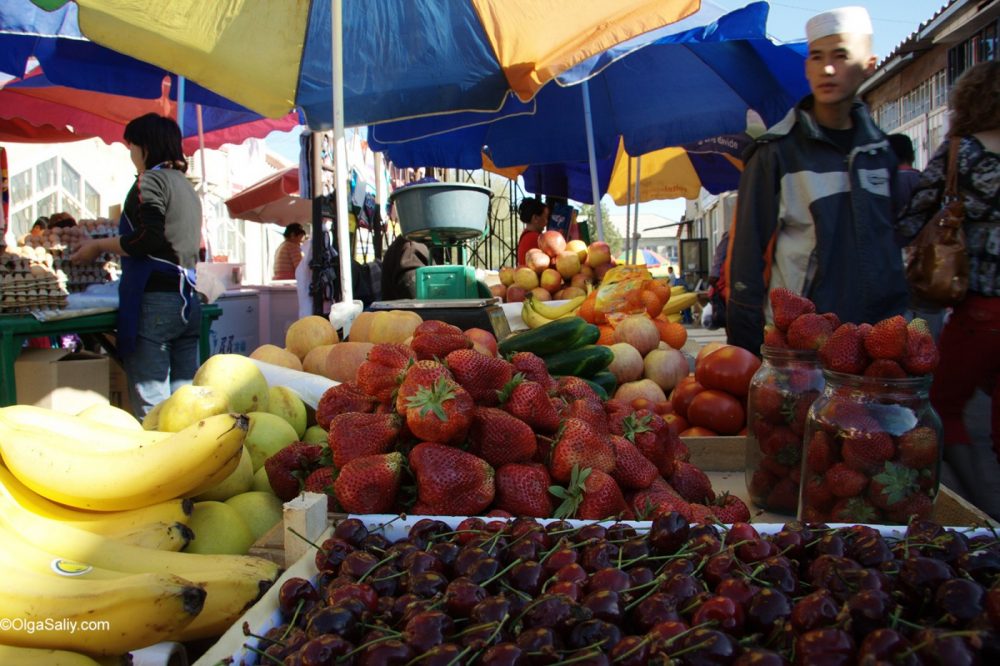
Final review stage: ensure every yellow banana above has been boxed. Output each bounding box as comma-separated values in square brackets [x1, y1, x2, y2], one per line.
[106, 521, 193, 551]
[0, 464, 191, 536]
[0, 413, 247, 511]
[76, 403, 143, 431]
[665, 312, 683, 324]
[528, 293, 586, 319]
[0, 405, 169, 451]
[662, 292, 699, 315]
[141, 400, 163, 430]
[520, 297, 554, 329]
[0, 644, 122, 666]
[670, 285, 687, 296]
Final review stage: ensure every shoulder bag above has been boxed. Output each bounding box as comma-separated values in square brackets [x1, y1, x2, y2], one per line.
[904, 138, 969, 306]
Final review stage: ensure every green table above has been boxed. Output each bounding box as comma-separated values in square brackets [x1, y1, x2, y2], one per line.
[0, 304, 222, 407]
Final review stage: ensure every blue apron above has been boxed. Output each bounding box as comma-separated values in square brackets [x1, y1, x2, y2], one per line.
[117, 189, 198, 359]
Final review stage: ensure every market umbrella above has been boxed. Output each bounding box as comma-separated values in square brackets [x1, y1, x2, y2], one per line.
[225, 168, 312, 227]
[615, 249, 673, 278]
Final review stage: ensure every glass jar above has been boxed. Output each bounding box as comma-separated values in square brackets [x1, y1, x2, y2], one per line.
[798, 370, 942, 524]
[745, 346, 824, 514]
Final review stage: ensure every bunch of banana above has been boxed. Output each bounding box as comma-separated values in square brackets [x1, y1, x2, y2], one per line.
[521, 292, 586, 329]
[0, 644, 127, 666]
[0, 409, 248, 511]
[661, 288, 699, 316]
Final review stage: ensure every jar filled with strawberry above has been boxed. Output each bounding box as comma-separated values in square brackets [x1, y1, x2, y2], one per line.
[745, 345, 824, 514]
[799, 370, 942, 524]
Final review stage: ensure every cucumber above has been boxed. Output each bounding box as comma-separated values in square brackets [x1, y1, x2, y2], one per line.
[580, 378, 609, 401]
[498, 316, 589, 357]
[588, 370, 618, 397]
[541, 345, 615, 378]
[573, 323, 601, 348]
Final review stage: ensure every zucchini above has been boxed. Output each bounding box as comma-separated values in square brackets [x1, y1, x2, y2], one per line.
[498, 316, 589, 357]
[572, 323, 601, 348]
[580, 378, 609, 401]
[588, 370, 618, 397]
[541, 344, 615, 378]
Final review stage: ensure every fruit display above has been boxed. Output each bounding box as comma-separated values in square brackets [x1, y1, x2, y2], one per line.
[494, 237, 612, 304]
[17, 219, 122, 298]
[241, 515, 1000, 665]
[0, 403, 283, 656]
[663, 343, 761, 437]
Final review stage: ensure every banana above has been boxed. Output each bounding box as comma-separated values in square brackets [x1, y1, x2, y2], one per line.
[528, 293, 586, 319]
[107, 521, 193, 551]
[0, 413, 248, 511]
[520, 297, 555, 329]
[662, 291, 699, 315]
[670, 285, 687, 296]
[0, 644, 117, 666]
[0, 405, 169, 451]
[76, 403, 143, 431]
[0, 567, 203, 655]
[0, 465, 192, 536]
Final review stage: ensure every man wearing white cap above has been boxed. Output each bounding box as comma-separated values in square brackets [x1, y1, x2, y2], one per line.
[726, 6, 909, 354]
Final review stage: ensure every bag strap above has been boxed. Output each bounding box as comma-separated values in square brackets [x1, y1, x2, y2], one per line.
[944, 138, 960, 202]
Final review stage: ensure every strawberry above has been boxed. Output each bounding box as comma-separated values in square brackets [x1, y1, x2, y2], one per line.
[806, 431, 835, 473]
[333, 452, 404, 514]
[356, 343, 415, 403]
[467, 406, 537, 466]
[814, 397, 871, 432]
[819, 323, 869, 375]
[446, 348, 514, 406]
[499, 374, 561, 433]
[786, 313, 835, 351]
[786, 390, 818, 437]
[494, 462, 553, 518]
[328, 411, 402, 468]
[761, 455, 792, 479]
[556, 375, 603, 406]
[769, 288, 816, 331]
[748, 468, 778, 499]
[821, 312, 841, 330]
[760, 425, 799, 456]
[632, 492, 693, 521]
[868, 461, 920, 511]
[551, 466, 627, 520]
[410, 320, 473, 361]
[765, 478, 799, 513]
[687, 503, 716, 525]
[303, 467, 338, 511]
[620, 411, 670, 473]
[824, 463, 868, 498]
[710, 492, 751, 523]
[565, 398, 610, 436]
[803, 474, 834, 511]
[829, 497, 880, 523]
[668, 461, 715, 504]
[509, 352, 557, 390]
[409, 442, 495, 515]
[753, 377, 787, 423]
[395, 360, 454, 414]
[863, 315, 908, 361]
[863, 359, 907, 378]
[263, 442, 323, 501]
[901, 318, 939, 375]
[763, 323, 788, 348]
[549, 418, 615, 483]
[841, 431, 894, 474]
[886, 492, 933, 523]
[609, 435, 659, 490]
[404, 376, 474, 444]
[896, 426, 939, 468]
[316, 381, 377, 429]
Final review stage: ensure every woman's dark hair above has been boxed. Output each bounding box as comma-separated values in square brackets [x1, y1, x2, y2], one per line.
[32, 217, 49, 230]
[948, 61, 1000, 138]
[123, 113, 188, 172]
[518, 197, 546, 224]
[284, 223, 306, 239]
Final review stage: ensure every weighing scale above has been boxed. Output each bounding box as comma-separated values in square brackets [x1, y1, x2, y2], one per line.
[369, 297, 511, 341]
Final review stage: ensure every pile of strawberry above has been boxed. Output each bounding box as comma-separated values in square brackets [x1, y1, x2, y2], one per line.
[267, 319, 749, 524]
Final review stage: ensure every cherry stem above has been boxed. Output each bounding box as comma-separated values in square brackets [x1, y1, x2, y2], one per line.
[613, 635, 652, 663]
[898, 630, 984, 659]
[245, 644, 284, 665]
[337, 633, 400, 662]
[357, 550, 400, 584]
[287, 526, 325, 552]
[499, 579, 533, 601]
[481, 557, 523, 588]
[281, 598, 306, 642]
[547, 648, 605, 665]
[623, 575, 667, 612]
[466, 612, 510, 664]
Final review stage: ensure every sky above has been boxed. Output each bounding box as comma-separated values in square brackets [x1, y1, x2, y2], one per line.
[265, 1, 950, 226]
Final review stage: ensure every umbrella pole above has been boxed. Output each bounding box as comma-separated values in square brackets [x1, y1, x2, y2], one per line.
[581, 81, 603, 242]
[332, 0, 353, 305]
[177, 76, 186, 134]
[624, 156, 632, 262]
[631, 155, 641, 265]
[196, 103, 212, 262]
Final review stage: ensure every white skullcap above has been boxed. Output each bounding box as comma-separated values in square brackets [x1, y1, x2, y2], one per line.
[805, 6, 873, 43]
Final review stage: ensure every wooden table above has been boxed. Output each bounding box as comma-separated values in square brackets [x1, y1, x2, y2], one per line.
[0, 304, 221, 406]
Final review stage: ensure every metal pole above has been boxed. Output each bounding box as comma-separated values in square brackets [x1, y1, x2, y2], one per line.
[624, 155, 632, 263]
[581, 81, 603, 242]
[195, 104, 212, 261]
[332, 0, 352, 304]
[632, 155, 641, 264]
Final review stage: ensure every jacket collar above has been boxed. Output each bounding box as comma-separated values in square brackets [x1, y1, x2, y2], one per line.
[761, 95, 885, 146]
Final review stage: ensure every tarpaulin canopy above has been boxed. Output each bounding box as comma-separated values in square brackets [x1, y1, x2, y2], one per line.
[225, 168, 312, 227]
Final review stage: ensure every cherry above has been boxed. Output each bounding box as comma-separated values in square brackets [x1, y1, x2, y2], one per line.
[333, 517, 369, 547]
[466, 556, 501, 585]
[340, 550, 380, 579]
[580, 541, 618, 572]
[702, 552, 737, 587]
[298, 633, 354, 666]
[857, 628, 917, 666]
[575, 524, 608, 543]
[746, 588, 792, 634]
[422, 643, 464, 666]
[691, 595, 745, 633]
[543, 545, 579, 574]
[408, 518, 451, 549]
[662, 558, 696, 578]
[456, 517, 488, 545]
[369, 565, 400, 598]
[304, 603, 360, 642]
[609, 634, 650, 666]
[524, 593, 586, 632]
[315, 536, 354, 573]
[807, 555, 860, 590]
[582, 589, 622, 624]
[676, 628, 738, 665]
[401, 550, 445, 576]
[506, 537, 540, 563]
[545, 520, 575, 539]
[587, 567, 631, 594]
[606, 522, 638, 542]
[627, 566, 655, 592]
[815, 534, 846, 557]
[264, 626, 306, 662]
[358, 638, 414, 665]
[620, 537, 651, 562]
[728, 522, 760, 544]
[733, 648, 788, 666]
[687, 534, 724, 564]
[772, 529, 805, 559]
[630, 593, 681, 633]
[899, 556, 954, 597]
[790, 590, 840, 633]
[985, 586, 1000, 630]
[515, 627, 560, 661]
[905, 518, 946, 543]
[847, 533, 893, 567]
[548, 581, 582, 601]
[662, 572, 706, 606]
[563, 650, 609, 666]
[936, 578, 985, 624]
[649, 513, 691, 554]
[715, 577, 759, 608]
[553, 562, 588, 586]
[479, 642, 524, 666]
[278, 577, 320, 620]
[956, 549, 1000, 585]
[360, 533, 391, 554]
[647, 619, 689, 648]
[910, 628, 976, 666]
[844, 590, 894, 638]
[472, 594, 513, 624]
[406, 570, 449, 598]
[403, 610, 454, 652]
[444, 576, 487, 616]
[455, 546, 490, 576]
[507, 560, 544, 597]
[327, 582, 378, 613]
[757, 561, 798, 595]
[568, 619, 622, 651]
[386, 540, 420, 563]
[794, 628, 854, 666]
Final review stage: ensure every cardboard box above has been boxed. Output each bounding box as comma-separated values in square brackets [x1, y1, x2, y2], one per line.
[108, 359, 132, 414]
[14, 349, 110, 413]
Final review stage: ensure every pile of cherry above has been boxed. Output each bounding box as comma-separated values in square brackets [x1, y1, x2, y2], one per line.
[250, 515, 1000, 665]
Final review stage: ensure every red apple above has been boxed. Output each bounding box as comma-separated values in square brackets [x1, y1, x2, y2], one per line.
[489, 283, 507, 300]
[525, 248, 550, 274]
[539, 268, 564, 294]
[539, 230, 568, 258]
[464, 328, 498, 356]
[586, 241, 612, 267]
[506, 285, 527, 302]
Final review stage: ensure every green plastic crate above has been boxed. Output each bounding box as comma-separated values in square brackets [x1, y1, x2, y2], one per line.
[415, 265, 479, 300]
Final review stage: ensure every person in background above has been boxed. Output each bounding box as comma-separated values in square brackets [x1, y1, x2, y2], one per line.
[516, 197, 549, 266]
[70, 113, 202, 419]
[47, 212, 77, 228]
[381, 233, 431, 300]
[273, 222, 306, 280]
[30, 218, 48, 236]
[896, 61, 1000, 503]
[726, 6, 907, 354]
[704, 230, 730, 330]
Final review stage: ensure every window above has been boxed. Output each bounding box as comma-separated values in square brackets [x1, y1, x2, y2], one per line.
[10, 170, 32, 205]
[37, 193, 58, 218]
[63, 198, 82, 221]
[36, 158, 57, 192]
[11, 208, 34, 238]
[61, 160, 81, 199]
[84, 183, 100, 217]
[932, 70, 948, 109]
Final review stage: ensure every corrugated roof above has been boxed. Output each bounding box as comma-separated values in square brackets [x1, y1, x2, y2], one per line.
[877, 0, 957, 66]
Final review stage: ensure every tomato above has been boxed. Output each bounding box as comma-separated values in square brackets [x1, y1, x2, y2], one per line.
[653, 400, 674, 415]
[695, 346, 762, 397]
[669, 375, 704, 419]
[680, 426, 718, 437]
[686, 389, 746, 435]
[661, 413, 688, 438]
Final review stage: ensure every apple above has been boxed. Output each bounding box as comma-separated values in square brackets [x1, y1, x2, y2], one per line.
[225, 491, 283, 541]
[244, 411, 300, 471]
[489, 283, 507, 299]
[252, 466, 274, 493]
[184, 501, 255, 555]
[301, 424, 329, 445]
[506, 285, 527, 302]
[594, 263, 613, 281]
[513, 266, 539, 290]
[194, 447, 254, 501]
[570, 273, 591, 290]
[586, 241, 612, 267]
[560, 286, 586, 299]
[266, 386, 308, 438]
[539, 268, 564, 294]
[498, 266, 516, 286]
[555, 251, 582, 279]
[193, 353, 269, 413]
[530, 287, 552, 302]
[538, 230, 568, 258]
[464, 327, 498, 356]
[566, 239, 588, 263]
[579, 264, 596, 280]
[525, 248, 550, 274]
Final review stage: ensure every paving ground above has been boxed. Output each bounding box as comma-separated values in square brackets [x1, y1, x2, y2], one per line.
[682, 324, 1000, 521]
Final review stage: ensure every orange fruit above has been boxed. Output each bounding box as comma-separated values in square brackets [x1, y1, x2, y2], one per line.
[640, 290, 664, 318]
[645, 279, 672, 308]
[661, 321, 688, 350]
[577, 293, 598, 324]
[596, 324, 615, 345]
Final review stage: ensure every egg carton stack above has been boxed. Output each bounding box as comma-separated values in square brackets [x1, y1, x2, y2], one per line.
[0, 246, 70, 313]
[21, 219, 121, 293]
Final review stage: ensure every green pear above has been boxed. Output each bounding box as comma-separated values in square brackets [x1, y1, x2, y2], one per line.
[302, 424, 329, 445]
[225, 491, 284, 541]
[193, 447, 254, 501]
[183, 501, 255, 555]
[244, 411, 300, 471]
[252, 466, 274, 493]
[158, 384, 229, 433]
[266, 386, 307, 437]
[193, 353, 269, 414]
